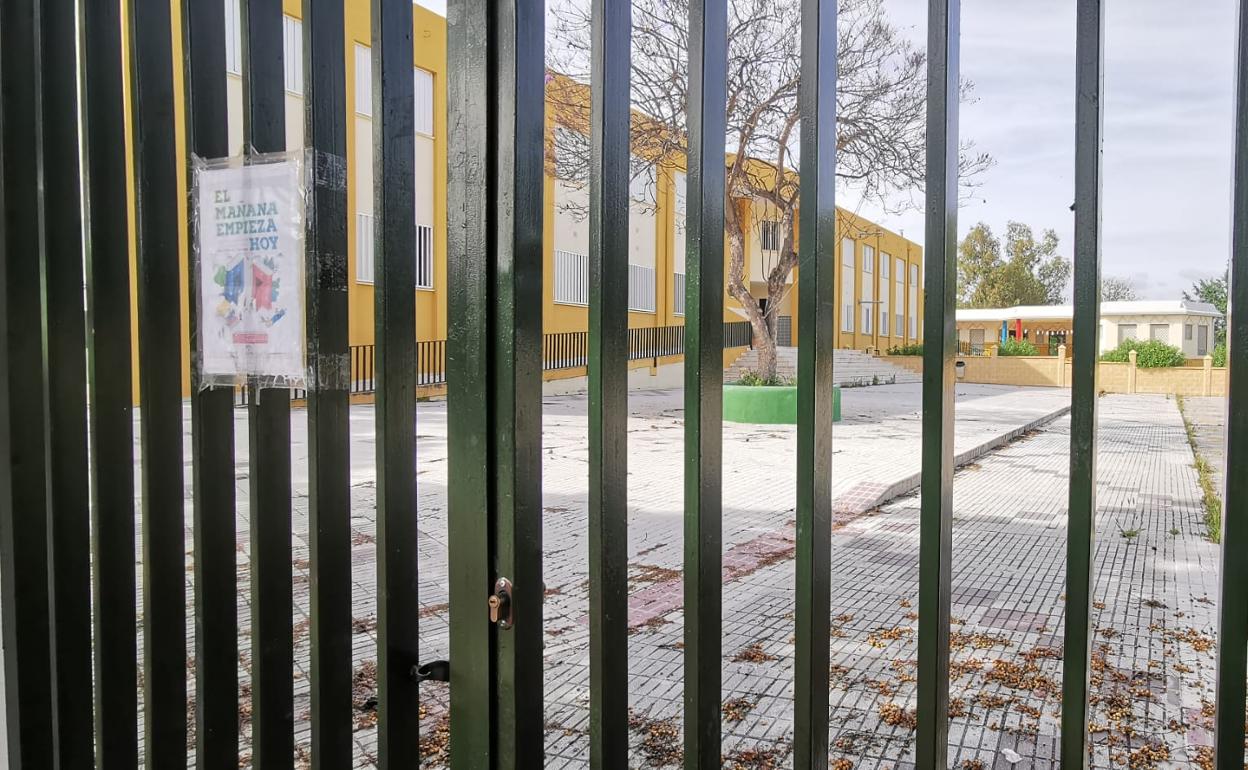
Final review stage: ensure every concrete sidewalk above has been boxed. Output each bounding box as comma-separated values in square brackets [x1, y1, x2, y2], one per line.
[150, 382, 1086, 766]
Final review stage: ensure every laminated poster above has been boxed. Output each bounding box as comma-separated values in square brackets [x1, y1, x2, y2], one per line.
[196, 157, 306, 385]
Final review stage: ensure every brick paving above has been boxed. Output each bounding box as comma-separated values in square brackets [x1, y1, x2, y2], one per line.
[149, 385, 1223, 768]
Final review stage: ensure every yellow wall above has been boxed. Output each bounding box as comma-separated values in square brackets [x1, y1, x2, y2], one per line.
[125, 2, 920, 401]
[883, 354, 1227, 397]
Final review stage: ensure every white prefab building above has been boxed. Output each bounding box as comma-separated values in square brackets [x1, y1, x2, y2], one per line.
[956, 300, 1223, 358]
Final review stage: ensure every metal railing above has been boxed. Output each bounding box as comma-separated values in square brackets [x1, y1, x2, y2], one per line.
[4, 0, 1248, 767]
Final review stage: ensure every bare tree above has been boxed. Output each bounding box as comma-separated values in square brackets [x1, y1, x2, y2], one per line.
[549, 0, 992, 379]
[1101, 275, 1138, 302]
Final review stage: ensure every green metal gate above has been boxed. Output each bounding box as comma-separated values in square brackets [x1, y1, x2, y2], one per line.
[2, 0, 1248, 767]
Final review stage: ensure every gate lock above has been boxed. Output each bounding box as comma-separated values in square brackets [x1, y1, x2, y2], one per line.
[488, 577, 513, 629]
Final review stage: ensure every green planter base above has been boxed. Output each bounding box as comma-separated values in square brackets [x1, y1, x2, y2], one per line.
[722, 384, 841, 424]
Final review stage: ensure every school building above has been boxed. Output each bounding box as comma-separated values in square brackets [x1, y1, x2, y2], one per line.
[128, 2, 923, 398]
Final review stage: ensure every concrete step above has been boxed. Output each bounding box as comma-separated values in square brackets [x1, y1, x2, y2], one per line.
[725, 346, 921, 386]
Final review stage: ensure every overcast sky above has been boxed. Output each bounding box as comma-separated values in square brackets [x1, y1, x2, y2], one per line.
[851, 0, 1238, 300]
[419, 0, 1236, 300]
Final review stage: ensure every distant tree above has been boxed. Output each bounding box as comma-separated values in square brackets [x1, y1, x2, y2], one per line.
[549, 0, 993, 380]
[1100, 276, 1138, 302]
[957, 221, 1069, 308]
[1184, 267, 1228, 345]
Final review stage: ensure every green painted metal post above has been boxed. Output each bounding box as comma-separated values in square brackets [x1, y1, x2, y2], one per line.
[1215, 1, 1248, 766]
[447, 1, 546, 766]
[684, 0, 726, 766]
[1061, 1, 1103, 767]
[81, 0, 138, 762]
[793, 0, 837, 765]
[130, 0, 191, 759]
[916, 0, 958, 766]
[302, 0, 354, 764]
[371, 0, 420, 765]
[587, 0, 630, 764]
[185, 0, 242, 764]
[446, 0, 495, 763]
[240, 1, 295, 765]
[39, 0, 95, 763]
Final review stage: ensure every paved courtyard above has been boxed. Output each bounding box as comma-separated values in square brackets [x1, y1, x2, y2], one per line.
[155, 384, 1223, 768]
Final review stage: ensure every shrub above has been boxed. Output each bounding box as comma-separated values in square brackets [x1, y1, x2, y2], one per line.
[887, 343, 924, 356]
[997, 339, 1038, 357]
[1213, 342, 1227, 368]
[735, 370, 791, 387]
[1099, 338, 1186, 368]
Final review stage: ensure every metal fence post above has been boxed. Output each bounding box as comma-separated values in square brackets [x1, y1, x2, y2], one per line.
[684, 0, 726, 766]
[302, 0, 354, 763]
[916, 0, 959, 765]
[240, 0, 296, 764]
[129, 0, 191, 760]
[371, 0, 421, 764]
[81, 0, 139, 762]
[39, 0, 94, 763]
[447, 1, 546, 766]
[184, 0, 242, 764]
[1061, 3, 1104, 767]
[1215, 1, 1248, 765]
[793, 0, 837, 764]
[587, 0, 631, 763]
[0, 0, 54, 765]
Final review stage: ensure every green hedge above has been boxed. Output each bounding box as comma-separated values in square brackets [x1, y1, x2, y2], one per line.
[1099, 338, 1186, 368]
[1213, 342, 1227, 367]
[886, 343, 924, 356]
[998, 339, 1038, 356]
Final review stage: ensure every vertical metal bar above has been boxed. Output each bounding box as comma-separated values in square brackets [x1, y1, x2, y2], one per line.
[684, 0, 725, 765]
[793, 0, 836, 763]
[1062, 1, 1103, 767]
[183, 2, 242, 765]
[371, 0, 419, 765]
[81, 0, 139, 762]
[915, 0, 958, 765]
[0, 0, 54, 766]
[448, 0, 495, 762]
[1216, 0, 1248, 765]
[302, 0, 353, 764]
[588, 0, 630, 764]
[38, 0, 94, 764]
[239, 2, 295, 765]
[493, 0, 546, 763]
[129, 0, 189, 761]
[447, 0, 545, 766]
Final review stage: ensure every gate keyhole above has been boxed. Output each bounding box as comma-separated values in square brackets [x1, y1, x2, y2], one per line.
[488, 577, 514, 629]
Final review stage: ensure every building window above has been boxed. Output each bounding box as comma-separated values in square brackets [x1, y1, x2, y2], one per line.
[674, 272, 686, 316]
[554, 250, 589, 305]
[416, 224, 434, 289]
[861, 245, 874, 334]
[908, 264, 919, 337]
[628, 264, 656, 312]
[895, 257, 904, 338]
[354, 44, 372, 117]
[841, 239, 855, 333]
[1149, 323, 1170, 343]
[356, 213, 375, 283]
[881, 252, 890, 279]
[1117, 323, 1138, 344]
[759, 220, 781, 252]
[1198, 324, 1209, 356]
[283, 16, 303, 93]
[1185, 323, 1194, 341]
[414, 67, 434, 136]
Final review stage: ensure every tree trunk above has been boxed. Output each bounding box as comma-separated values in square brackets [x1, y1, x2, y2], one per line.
[725, 194, 779, 381]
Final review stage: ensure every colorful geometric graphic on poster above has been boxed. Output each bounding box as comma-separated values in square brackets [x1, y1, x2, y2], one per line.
[195, 155, 306, 386]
